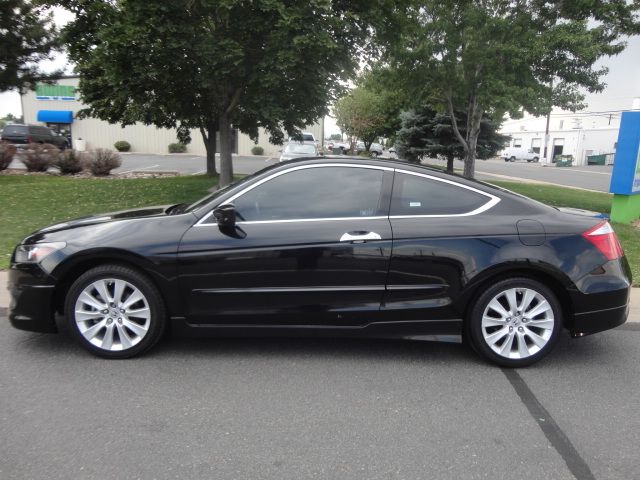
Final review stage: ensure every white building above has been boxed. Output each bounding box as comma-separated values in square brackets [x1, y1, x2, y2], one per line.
[20, 76, 324, 156]
[500, 113, 620, 166]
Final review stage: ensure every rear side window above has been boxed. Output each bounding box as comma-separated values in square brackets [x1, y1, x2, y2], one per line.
[2, 125, 28, 135]
[30, 126, 51, 135]
[391, 172, 493, 216]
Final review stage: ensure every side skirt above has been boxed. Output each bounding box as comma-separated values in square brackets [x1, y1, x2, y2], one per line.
[169, 317, 463, 343]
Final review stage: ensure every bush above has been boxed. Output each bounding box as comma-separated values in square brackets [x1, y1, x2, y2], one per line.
[251, 145, 264, 155]
[0, 141, 17, 171]
[168, 142, 187, 153]
[89, 149, 122, 176]
[114, 140, 131, 152]
[56, 149, 85, 175]
[22, 143, 60, 172]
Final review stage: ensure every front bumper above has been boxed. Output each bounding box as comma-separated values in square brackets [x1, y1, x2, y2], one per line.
[8, 265, 57, 333]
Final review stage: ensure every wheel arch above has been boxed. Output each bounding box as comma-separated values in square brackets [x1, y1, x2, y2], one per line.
[459, 263, 577, 331]
[51, 249, 175, 317]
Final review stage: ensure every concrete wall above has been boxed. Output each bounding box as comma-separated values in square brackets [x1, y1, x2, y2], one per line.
[21, 77, 324, 156]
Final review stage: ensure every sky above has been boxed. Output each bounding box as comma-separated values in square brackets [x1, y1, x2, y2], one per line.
[2, 8, 639, 136]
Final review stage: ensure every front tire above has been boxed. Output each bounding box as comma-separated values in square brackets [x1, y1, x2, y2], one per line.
[467, 278, 562, 367]
[510, 156, 516, 162]
[65, 264, 166, 358]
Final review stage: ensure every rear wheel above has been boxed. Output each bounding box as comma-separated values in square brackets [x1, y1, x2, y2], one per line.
[533, 156, 539, 162]
[467, 278, 562, 367]
[65, 264, 166, 358]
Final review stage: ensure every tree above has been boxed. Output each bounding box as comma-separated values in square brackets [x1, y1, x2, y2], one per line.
[395, 106, 509, 172]
[334, 87, 387, 152]
[53, 0, 388, 185]
[388, 0, 640, 178]
[0, 0, 61, 92]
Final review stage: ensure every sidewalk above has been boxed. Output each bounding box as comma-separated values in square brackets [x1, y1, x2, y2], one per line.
[1, 270, 638, 322]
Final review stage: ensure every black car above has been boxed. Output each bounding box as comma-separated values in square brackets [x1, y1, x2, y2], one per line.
[8, 158, 631, 366]
[1, 124, 69, 149]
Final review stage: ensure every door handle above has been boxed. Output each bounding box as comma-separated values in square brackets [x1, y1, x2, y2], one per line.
[339, 231, 382, 242]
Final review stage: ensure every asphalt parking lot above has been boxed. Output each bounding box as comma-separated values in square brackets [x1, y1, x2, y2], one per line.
[1, 318, 639, 480]
[8, 153, 614, 191]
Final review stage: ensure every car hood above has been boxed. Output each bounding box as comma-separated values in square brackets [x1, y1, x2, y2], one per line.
[34, 205, 175, 235]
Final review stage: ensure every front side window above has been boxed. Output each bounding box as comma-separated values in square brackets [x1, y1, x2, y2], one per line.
[232, 166, 385, 222]
[391, 172, 492, 216]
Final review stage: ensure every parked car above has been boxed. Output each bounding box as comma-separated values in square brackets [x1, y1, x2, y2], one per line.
[500, 146, 539, 162]
[8, 158, 630, 366]
[279, 142, 319, 161]
[287, 132, 316, 145]
[1, 124, 69, 149]
[356, 141, 384, 157]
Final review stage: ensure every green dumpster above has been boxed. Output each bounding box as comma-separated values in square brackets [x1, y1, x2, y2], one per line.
[555, 155, 573, 167]
[587, 154, 606, 165]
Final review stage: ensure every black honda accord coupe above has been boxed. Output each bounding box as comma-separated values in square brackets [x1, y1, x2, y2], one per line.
[8, 158, 631, 366]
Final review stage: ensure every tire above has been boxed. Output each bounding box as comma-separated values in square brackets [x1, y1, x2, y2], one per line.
[509, 156, 516, 162]
[533, 157, 539, 162]
[466, 277, 562, 367]
[65, 264, 166, 359]
[370, 151, 379, 158]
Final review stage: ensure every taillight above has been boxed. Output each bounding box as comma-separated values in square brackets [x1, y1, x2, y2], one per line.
[582, 221, 624, 261]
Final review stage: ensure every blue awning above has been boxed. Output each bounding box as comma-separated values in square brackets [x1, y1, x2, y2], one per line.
[37, 110, 74, 124]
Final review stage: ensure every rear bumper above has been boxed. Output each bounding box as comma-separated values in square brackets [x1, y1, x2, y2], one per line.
[571, 302, 629, 337]
[7, 266, 57, 333]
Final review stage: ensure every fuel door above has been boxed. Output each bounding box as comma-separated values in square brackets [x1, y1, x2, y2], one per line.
[516, 219, 546, 246]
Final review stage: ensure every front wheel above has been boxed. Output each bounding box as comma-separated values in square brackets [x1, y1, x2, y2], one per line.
[466, 278, 562, 367]
[510, 156, 516, 162]
[65, 264, 166, 358]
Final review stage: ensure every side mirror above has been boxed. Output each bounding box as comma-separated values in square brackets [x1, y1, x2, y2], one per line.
[213, 204, 236, 227]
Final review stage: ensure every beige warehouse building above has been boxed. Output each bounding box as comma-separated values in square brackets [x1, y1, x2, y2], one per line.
[20, 76, 324, 156]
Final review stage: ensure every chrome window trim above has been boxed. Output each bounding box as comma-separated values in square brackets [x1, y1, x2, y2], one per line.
[195, 163, 391, 226]
[389, 169, 501, 218]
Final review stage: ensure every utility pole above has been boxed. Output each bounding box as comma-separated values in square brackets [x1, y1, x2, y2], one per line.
[541, 80, 553, 164]
[542, 110, 551, 163]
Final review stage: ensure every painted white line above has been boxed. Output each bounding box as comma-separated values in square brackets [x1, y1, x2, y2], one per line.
[191, 170, 206, 175]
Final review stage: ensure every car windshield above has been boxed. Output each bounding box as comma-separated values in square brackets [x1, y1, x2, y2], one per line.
[284, 144, 316, 154]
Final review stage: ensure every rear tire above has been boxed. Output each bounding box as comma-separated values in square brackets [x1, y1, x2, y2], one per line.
[533, 156, 539, 162]
[466, 277, 562, 367]
[65, 264, 166, 359]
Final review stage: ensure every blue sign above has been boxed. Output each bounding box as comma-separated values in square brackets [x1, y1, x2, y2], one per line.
[610, 111, 640, 195]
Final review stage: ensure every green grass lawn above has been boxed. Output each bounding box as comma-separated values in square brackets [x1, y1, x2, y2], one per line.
[0, 175, 216, 269]
[0, 174, 638, 284]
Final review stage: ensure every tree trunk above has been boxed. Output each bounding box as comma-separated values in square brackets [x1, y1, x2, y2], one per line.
[446, 154, 454, 173]
[199, 124, 217, 176]
[219, 112, 234, 187]
[463, 105, 483, 179]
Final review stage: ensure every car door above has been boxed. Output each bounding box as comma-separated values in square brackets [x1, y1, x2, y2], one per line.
[178, 164, 394, 326]
[381, 169, 503, 325]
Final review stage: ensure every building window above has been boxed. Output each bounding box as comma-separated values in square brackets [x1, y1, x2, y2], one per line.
[513, 138, 522, 148]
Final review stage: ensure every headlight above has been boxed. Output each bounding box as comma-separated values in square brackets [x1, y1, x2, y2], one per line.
[15, 242, 66, 263]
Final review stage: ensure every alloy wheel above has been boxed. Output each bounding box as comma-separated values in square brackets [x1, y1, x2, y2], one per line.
[480, 287, 555, 360]
[74, 278, 151, 351]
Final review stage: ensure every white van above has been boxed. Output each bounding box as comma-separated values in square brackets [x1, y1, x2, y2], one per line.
[500, 147, 540, 162]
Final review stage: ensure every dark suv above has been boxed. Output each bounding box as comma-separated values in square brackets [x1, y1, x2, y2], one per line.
[1, 124, 69, 149]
